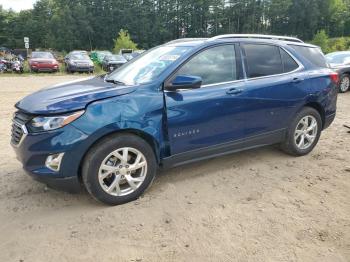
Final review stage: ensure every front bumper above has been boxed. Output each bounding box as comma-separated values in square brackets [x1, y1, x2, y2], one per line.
[27, 170, 81, 192]
[31, 65, 59, 72]
[69, 65, 94, 72]
[106, 63, 124, 71]
[11, 124, 89, 192]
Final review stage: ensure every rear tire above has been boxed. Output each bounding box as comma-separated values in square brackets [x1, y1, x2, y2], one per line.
[82, 134, 157, 205]
[281, 107, 322, 156]
[339, 74, 350, 93]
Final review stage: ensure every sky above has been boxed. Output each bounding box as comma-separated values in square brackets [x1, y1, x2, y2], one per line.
[0, 0, 37, 12]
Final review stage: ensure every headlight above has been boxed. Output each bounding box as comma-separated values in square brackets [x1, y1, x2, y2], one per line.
[28, 110, 84, 132]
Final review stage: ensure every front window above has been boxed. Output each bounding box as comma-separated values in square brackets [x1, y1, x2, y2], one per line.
[106, 46, 191, 85]
[173, 45, 237, 85]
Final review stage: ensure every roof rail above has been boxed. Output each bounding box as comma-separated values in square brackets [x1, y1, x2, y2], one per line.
[209, 34, 303, 43]
[166, 38, 208, 45]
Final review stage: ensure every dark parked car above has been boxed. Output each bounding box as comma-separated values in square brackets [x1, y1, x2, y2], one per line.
[326, 51, 350, 93]
[90, 51, 112, 64]
[65, 52, 94, 73]
[123, 52, 140, 61]
[29, 51, 59, 72]
[101, 55, 127, 72]
[12, 34, 337, 205]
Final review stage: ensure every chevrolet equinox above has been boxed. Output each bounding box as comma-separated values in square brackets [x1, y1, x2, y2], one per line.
[11, 34, 338, 205]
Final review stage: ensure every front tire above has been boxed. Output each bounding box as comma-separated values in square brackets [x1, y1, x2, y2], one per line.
[281, 107, 322, 156]
[339, 74, 350, 93]
[82, 134, 157, 205]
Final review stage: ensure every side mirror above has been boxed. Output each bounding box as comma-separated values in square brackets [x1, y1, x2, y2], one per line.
[166, 75, 202, 91]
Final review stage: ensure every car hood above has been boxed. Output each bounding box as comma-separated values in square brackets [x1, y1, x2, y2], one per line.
[108, 61, 126, 65]
[71, 59, 92, 63]
[16, 76, 137, 115]
[30, 58, 56, 63]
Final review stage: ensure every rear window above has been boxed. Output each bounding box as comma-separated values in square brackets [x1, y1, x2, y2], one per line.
[289, 45, 327, 68]
[242, 44, 283, 78]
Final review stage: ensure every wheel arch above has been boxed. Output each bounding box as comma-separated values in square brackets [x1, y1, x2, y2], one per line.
[339, 71, 350, 77]
[304, 102, 325, 129]
[77, 129, 161, 183]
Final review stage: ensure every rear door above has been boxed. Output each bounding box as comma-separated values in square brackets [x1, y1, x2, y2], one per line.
[240, 43, 308, 137]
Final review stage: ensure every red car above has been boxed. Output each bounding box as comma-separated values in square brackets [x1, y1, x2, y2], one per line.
[29, 51, 59, 72]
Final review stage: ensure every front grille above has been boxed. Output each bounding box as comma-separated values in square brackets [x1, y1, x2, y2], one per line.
[11, 111, 31, 146]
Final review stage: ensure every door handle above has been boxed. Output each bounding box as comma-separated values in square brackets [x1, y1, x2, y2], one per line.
[226, 88, 243, 95]
[292, 77, 303, 83]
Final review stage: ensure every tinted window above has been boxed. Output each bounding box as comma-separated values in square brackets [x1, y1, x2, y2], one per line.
[243, 44, 283, 78]
[289, 45, 327, 68]
[175, 45, 237, 85]
[280, 48, 299, 72]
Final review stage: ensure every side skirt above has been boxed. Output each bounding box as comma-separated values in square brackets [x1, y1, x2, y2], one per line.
[161, 128, 286, 169]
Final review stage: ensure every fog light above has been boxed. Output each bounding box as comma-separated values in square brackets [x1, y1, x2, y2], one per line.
[45, 153, 64, 172]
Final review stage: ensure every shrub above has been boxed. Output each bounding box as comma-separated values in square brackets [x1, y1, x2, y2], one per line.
[113, 29, 137, 54]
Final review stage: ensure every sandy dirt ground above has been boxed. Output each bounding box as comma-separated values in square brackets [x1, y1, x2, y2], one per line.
[0, 76, 349, 262]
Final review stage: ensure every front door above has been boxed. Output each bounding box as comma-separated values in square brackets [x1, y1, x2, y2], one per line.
[164, 44, 246, 155]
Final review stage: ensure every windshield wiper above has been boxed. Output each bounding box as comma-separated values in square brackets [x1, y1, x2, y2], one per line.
[105, 78, 126, 85]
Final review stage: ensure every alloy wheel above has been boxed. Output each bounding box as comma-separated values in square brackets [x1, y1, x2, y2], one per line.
[294, 115, 318, 150]
[98, 147, 147, 196]
[340, 76, 350, 92]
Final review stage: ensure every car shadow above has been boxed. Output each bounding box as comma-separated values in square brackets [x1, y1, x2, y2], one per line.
[8, 144, 285, 208]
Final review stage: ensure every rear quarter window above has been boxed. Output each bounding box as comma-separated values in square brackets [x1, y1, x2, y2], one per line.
[280, 48, 299, 72]
[289, 45, 327, 68]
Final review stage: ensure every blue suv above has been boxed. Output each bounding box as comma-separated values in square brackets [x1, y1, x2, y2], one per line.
[11, 34, 338, 205]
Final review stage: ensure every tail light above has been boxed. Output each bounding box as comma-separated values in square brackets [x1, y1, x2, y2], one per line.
[329, 72, 339, 84]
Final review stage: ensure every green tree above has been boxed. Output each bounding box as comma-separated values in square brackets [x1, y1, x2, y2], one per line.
[329, 37, 348, 52]
[2, 0, 350, 51]
[113, 29, 137, 54]
[312, 30, 330, 53]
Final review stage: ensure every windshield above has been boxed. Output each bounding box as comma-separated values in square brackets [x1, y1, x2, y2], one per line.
[32, 52, 54, 59]
[71, 54, 90, 60]
[108, 55, 126, 62]
[98, 51, 111, 56]
[326, 53, 350, 64]
[106, 46, 191, 85]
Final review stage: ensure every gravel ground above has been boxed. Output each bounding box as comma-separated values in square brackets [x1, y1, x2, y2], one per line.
[0, 76, 349, 262]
